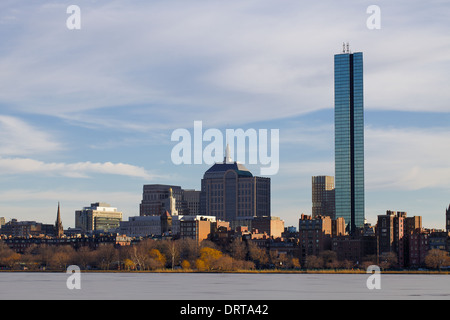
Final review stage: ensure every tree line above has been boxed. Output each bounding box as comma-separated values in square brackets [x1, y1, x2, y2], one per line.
[0, 238, 290, 271]
[1, 238, 449, 271]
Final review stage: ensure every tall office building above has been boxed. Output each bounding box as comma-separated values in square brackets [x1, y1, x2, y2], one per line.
[139, 185, 201, 216]
[200, 146, 271, 221]
[140, 185, 183, 216]
[312, 176, 335, 219]
[334, 44, 365, 235]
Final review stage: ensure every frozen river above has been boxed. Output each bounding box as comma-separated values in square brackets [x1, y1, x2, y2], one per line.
[1, 272, 449, 300]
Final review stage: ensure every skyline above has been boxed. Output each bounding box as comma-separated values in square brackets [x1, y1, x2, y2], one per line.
[0, 1, 449, 229]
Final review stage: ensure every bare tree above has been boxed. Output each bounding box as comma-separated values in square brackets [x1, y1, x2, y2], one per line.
[95, 244, 118, 270]
[74, 246, 95, 270]
[166, 240, 180, 270]
[230, 238, 247, 261]
[379, 252, 398, 270]
[425, 249, 450, 270]
[49, 246, 75, 270]
[178, 238, 200, 266]
[247, 241, 268, 268]
[320, 250, 339, 269]
[130, 244, 148, 270]
[37, 245, 56, 269]
[360, 255, 378, 270]
[0, 242, 20, 269]
[339, 259, 354, 270]
[304, 255, 324, 269]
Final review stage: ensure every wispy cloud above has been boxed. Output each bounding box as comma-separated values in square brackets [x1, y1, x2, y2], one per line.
[0, 157, 158, 180]
[366, 126, 450, 190]
[0, 0, 449, 228]
[0, 115, 61, 156]
[0, 0, 448, 131]
[276, 124, 450, 192]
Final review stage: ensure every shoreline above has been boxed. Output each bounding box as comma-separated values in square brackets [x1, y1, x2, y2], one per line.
[1, 269, 449, 275]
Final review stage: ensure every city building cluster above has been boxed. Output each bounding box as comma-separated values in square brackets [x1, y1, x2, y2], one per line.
[1, 167, 449, 270]
[1, 47, 449, 270]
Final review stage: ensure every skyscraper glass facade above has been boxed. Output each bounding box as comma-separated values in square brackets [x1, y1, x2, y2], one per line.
[334, 51, 365, 234]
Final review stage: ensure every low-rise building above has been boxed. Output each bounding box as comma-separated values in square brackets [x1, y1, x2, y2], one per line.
[75, 202, 123, 233]
[1, 219, 55, 237]
[180, 216, 217, 243]
[3, 233, 132, 253]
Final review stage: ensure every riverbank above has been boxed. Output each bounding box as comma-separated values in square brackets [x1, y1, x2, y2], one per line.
[1, 268, 449, 274]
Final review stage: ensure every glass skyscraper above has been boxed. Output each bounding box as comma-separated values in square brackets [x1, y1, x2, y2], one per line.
[334, 48, 365, 235]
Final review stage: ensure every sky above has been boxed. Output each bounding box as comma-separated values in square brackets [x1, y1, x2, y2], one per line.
[0, 0, 449, 230]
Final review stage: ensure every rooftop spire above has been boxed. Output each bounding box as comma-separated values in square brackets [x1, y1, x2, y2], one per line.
[55, 202, 64, 238]
[224, 143, 232, 164]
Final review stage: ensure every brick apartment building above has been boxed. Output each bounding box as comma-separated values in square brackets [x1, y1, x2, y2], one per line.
[298, 214, 347, 264]
[377, 210, 423, 268]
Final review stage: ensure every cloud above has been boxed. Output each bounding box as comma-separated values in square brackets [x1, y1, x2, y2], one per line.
[276, 123, 450, 192]
[365, 126, 450, 190]
[280, 123, 334, 150]
[0, 115, 61, 156]
[0, 157, 158, 180]
[0, 0, 448, 132]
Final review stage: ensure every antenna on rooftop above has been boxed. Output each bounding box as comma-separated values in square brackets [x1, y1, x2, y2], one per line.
[342, 42, 351, 53]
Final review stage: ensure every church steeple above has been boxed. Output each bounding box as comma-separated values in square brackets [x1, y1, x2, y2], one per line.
[55, 202, 64, 238]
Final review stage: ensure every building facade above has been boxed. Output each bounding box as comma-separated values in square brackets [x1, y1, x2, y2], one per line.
[140, 185, 182, 216]
[252, 216, 285, 239]
[119, 215, 163, 237]
[376, 210, 424, 268]
[298, 214, 333, 263]
[3, 234, 132, 254]
[0, 219, 55, 237]
[446, 205, 450, 233]
[183, 189, 201, 216]
[139, 184, 200, 216]
[334, 46, 365, 235]
[75, 202, 123, 233]
[180, 216, 217, 243]
[312, 176, 335, 219]
[408, 230, 429, 267]
[377, 211, 404, 266]
[200, 148, 270, 222]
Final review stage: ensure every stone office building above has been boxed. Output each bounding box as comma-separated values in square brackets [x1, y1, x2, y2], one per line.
[139, 184, 201, 217]
[200, 148, 270, 222]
